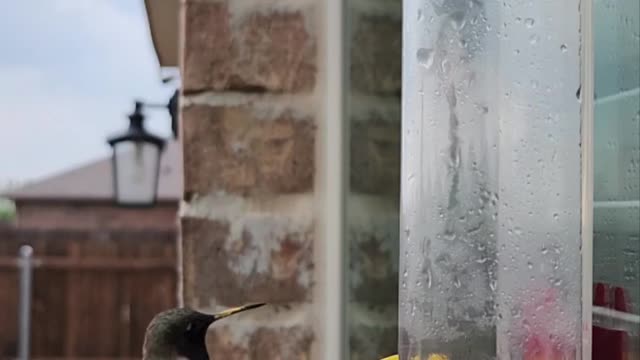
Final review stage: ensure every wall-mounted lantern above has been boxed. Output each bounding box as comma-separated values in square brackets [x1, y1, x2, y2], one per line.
[107, 90, 178, 207]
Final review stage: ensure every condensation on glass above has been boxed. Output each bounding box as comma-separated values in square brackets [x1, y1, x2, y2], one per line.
[592, 0, 640, 356]
[400, 0, 583, 358]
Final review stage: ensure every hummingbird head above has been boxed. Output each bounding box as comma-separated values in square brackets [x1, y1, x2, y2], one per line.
[142, 303, 265, 360]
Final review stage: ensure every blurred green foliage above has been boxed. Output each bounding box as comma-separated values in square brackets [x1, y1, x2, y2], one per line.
[0, 198, 15, 222]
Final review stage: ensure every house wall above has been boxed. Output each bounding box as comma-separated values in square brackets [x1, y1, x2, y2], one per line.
[14, 201, 178, 231]
[344, 0, 402, 358]
[179, 0, 318, 357]
[179, 0, 402, 358]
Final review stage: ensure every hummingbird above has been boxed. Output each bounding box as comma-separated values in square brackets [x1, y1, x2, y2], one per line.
[142, 303, 265, 360]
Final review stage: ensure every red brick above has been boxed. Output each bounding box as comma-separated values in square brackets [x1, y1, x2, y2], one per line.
[205, 325, 313, 360]
[249, 326, 313, 359]
[182, 105, 315, 196]
[350, 15, 401, 94]
[350, 118, 400, 195]
[205, 327, 248, 360]
[183, 2, 316, 93]
[349, 231, 398, 308]
[182, 217, 313, 306]
[13, 201, 177, 231]
[349, 323, 398, 360]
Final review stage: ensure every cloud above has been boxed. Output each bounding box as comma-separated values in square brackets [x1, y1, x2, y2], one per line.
[0, 65, 115, 180]
[0, 0, 175, 182]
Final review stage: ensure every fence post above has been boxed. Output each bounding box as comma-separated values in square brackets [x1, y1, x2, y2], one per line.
[18, 245, 33, 360]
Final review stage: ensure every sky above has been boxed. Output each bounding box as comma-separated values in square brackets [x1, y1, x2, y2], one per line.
[0, 0, 178, 187]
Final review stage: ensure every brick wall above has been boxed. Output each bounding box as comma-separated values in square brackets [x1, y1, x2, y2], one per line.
[179, 0, 318, 357]
[13, 201, 178, 231]
[345, 0, 401, 358]
[179, 0, 403, 357]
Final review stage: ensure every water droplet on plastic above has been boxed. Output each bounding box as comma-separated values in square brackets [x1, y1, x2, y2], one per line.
[527, 262, 533, 269]
[553, 213, 559, 221]
[515, 17, 522, 24]
[511, 308, 522, 319]
[541, 247, 549, 255]
[440, 58, 450, 74]
[450, 11, 467, 30]
[403, 269, 408, 278]
[530, 80, 539, 89]
[514, 49, 521, 55]
[443, 231, 456, 241]
[560, 44, 568, 52]
[525, 18, 535, 28]
[529, 34, 539, 44]
[417, 48, 435, 69]
[417, 8, 424, 22]
[436, 253, 452, 268]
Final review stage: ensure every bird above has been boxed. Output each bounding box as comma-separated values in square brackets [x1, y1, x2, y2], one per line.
[142, 303, 265, 360]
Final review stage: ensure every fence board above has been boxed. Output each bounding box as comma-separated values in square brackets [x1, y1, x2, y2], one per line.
[0, 227, 177, 359]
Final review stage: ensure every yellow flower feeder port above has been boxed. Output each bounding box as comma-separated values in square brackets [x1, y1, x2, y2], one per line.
[381, 354, 449, 360]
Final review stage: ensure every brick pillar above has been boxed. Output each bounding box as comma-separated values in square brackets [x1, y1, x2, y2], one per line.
[346, 0, 402, 358]
[179, 1, 317, 357]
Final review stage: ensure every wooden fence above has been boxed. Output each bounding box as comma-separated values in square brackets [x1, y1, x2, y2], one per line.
[0, 227, 177, 359]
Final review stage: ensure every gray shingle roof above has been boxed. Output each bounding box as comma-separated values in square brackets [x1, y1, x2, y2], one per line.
[4, 141, 182, 202]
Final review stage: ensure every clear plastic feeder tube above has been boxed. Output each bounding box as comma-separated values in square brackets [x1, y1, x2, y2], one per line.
[399, 0, 584, 358]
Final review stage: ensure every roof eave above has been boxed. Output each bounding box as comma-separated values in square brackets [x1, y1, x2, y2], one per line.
[144, 0, 180, 68]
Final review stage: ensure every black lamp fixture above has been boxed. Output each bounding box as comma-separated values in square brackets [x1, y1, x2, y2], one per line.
[107, 90, 179, 207]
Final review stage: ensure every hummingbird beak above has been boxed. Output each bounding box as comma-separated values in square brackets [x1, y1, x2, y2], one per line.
[212, 303, 266, 321]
